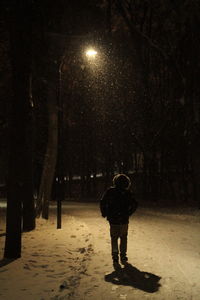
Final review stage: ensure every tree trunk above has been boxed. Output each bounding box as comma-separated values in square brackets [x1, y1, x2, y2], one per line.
[4, 141, 22, 258]
[23, 77, 35, 231]
[22, 104, 35, 231]
[4, 0, 35, 258]
[36, 96, 58, 219]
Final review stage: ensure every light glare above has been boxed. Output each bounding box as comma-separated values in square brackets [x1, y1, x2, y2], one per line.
[86, 49, 97, 58]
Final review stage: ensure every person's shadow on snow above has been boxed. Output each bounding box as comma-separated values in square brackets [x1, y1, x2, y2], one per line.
[105, 263, 161, 293]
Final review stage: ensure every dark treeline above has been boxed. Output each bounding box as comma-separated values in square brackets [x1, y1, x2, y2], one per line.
[1, 0, 200, 212]
[55, 0, 200, 206]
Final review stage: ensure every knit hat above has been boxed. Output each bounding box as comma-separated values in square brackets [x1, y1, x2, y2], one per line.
[113, 174, 131, 190]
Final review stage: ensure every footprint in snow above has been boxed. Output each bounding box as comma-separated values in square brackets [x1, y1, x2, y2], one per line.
[28, 260, 37, 263]
[23, 264, 31, 270]
[46, 275, 56, 278]
[40, 264, 49, 268]
[78, 247, 86, 253]
[57, 260, 66, 263]
[56, 272, 67, 276]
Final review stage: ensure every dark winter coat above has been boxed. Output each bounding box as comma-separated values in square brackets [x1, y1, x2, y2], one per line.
[100, 187, 138, 224]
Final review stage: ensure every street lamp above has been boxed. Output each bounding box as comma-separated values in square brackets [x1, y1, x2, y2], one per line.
[85, 48, 97, 58]
[84, 47, 100, 70]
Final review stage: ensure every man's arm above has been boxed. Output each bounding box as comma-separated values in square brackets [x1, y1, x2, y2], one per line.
[100, 190, 109, 218]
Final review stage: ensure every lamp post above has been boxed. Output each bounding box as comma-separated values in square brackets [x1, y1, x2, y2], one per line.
[56, 57, 65, 229]
[56, 45, 98, 229]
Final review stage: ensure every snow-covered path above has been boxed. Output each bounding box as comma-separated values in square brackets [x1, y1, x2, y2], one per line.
[66, 203, 200, 300]
[0, 202, 200, 300]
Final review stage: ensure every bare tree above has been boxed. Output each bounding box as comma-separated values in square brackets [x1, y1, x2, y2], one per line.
[4, 0, 35, 259]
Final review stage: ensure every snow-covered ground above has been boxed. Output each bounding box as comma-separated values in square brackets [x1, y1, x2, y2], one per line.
[0, 201, 200, 300]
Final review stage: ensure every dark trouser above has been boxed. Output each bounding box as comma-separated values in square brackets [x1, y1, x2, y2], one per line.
[110, 223, 128, 259]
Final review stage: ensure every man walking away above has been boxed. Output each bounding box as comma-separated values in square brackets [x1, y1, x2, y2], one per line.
[100, 174, 138, 265]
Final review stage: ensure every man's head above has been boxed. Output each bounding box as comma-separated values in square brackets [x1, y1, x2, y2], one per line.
[113, 174, 131, 190]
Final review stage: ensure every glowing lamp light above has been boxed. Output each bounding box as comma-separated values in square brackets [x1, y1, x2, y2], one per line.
[86, 49, 97, 58]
